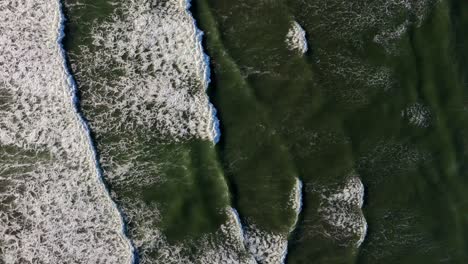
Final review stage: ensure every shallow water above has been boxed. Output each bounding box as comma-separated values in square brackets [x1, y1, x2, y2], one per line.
[2, 0, 468, 263]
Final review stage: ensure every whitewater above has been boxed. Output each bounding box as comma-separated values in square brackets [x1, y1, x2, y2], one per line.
[64, 0, 254, 263]
[0, 1, 133, 263]
[0, 1, 370, 263]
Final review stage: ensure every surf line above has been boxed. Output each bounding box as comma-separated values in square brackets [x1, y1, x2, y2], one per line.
[281, 178, 304, 264]
[183, 0, 221, 143]
[56, 1, 138, 263]
[356, 177, 368, 248]
[183, 0, 255, 259]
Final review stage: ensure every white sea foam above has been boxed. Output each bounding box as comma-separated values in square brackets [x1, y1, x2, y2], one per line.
[402, 103, 431, 128]
[118, 201, 256, 264]
[232, 179, 303, 264]
[279, 178, 304, 264]
[185, 0, 221, 143]
[65, 0, 245, 262]
[0, 1, 133, 263]
[373, 20, 410, 54]
[318, 174, 367, 247]
[230, 208, 247, 247]
[290, 178, 304, 231]
[56, 1, 137, 262]
[308, 0, 435, 48]
[244, 225, 288, 264]
[304, 0, 436, 105]
[286, 21, 308, 54]
[72, 0, 218, 143]
[239, 180, 303, 264]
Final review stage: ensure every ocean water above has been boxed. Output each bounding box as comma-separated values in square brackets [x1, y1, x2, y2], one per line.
[63, 0, 253, 263]
[2, 0, 468, 263]
[193, 0, 468, 263]
[0, 1, 133, 262]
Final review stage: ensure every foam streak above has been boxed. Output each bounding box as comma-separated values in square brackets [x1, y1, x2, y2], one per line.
[56, 1, 138, 262]
[184, 0, 221, 143]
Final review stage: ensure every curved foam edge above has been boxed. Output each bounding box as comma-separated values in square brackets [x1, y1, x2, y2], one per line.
[182, 3, 253, 260]
[183, 0, 221, 143]
[317, 175, 368, 248]
[291, 178, 304, 231]
[286, 21, 308, 54]
[355, 177, 367, 248]
[282, 178, 304, 264]
[56, 1, 137, 262]
[184, 3, 306, 263]
[229, 208, 247, 247]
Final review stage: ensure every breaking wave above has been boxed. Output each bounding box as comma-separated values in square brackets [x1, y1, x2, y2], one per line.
[56, 0, 138, 262]
[64, 0, 247, 262]
[0, 1, 134, 262]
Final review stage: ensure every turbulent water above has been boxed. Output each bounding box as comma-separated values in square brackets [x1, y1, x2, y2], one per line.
[2, 0, 468, 263]
[0, 1, 133, 262]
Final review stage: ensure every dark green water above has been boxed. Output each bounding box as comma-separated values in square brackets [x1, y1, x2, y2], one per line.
[62, 0, 468, 262]
[194, 0, 468, 263]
